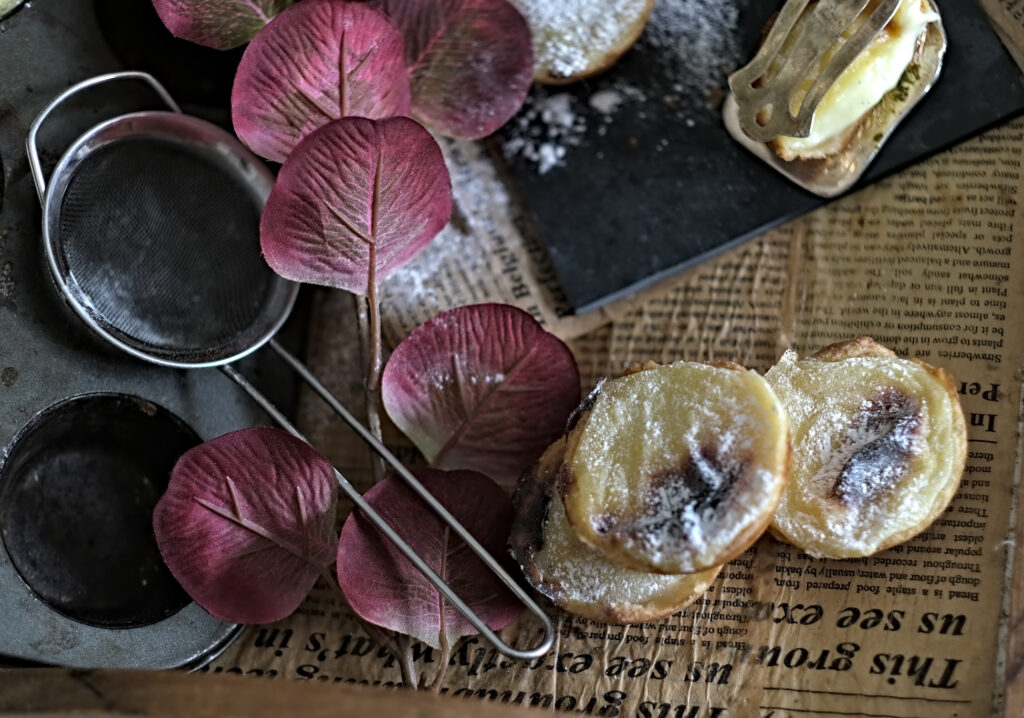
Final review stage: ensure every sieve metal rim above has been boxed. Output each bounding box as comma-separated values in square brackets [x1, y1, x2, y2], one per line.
[39, 110, 299, 369]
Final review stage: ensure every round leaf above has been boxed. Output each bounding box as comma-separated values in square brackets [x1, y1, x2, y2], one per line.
[336, 469, 521, 649]
[152, 0, 294, 51]
[232, 0, 411, 163]
[153, 427, 338, 624]
[260, 116, 453, 295]
[382, 303, 581, 486]
[368, 0, 533, 139]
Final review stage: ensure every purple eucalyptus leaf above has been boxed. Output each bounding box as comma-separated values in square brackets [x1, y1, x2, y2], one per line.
[232, 0, 411, 163]
[260, 116, 452, 295]
[336, 469, 521, 648]
[153, 427, 338, 624]
[152, 0, 294, 50]
[368, 0, 533, 139]
[382, 304, 580, 486]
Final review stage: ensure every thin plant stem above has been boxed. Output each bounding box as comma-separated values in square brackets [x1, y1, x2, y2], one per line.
[395, 633, 417, 688]
[429, 631, 451, 692]
[429, 526, 451, 692]
[367, 280, 383, 393]
[323, 568, 406, 683]
[355, 292, 385, 483]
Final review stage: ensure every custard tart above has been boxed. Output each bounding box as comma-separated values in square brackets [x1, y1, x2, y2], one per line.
[559, 361, 790, 574]
[508, 0, 655, 84]
[765, 337, 966, 558]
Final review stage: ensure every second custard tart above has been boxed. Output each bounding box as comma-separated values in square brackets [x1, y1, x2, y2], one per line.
[764, 337, 967, 558]
[559, 361, 791, 574]
[511, 440, 721, 623]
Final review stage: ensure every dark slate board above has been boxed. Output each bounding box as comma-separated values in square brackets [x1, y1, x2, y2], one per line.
[501, 0, 1024, 314]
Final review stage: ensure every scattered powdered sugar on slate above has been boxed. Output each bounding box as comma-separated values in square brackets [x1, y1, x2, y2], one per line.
[589, 89, 626, 115]
[503, 91, 585, 174]
[503, 83, 645, 173]
[639, 0, 743, 107]
[502, 0, 743, 174]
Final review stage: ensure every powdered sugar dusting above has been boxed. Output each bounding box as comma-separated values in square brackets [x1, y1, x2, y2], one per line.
[825, 391, 922, 507]
[765, 351, 942, 555]
[503, 86, 645, 173]
[625, 440, 761, 563]
[509, 0, 652, 80]
[589, 89, 626, 115]
[536, 484, 715, 608]
[502, 0, 743, 174]
[640, 0, 742, 104]
[503, 91, 588, 174]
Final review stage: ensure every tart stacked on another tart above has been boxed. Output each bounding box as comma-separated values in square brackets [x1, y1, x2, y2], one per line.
[512, 440, 721, 623]
[512, 360, 790, 621]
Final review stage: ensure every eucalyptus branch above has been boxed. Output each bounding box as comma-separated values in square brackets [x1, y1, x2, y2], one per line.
[323, 567, 410, 685]
[395, 633, 418, 688]
[355, 293, 386, 483]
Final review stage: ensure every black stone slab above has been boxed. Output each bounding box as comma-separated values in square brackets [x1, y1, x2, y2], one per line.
[501, 0, 1024, 314]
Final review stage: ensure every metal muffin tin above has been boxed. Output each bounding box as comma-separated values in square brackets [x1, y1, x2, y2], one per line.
[0, 0, 291, 669]
[0, 394, 241, 669]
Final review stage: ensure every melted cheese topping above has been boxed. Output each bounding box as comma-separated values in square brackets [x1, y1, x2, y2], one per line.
[775, 0, 939, 159]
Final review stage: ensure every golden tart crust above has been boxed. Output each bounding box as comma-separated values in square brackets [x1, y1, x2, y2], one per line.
[765, 337, 967, 558]
[508, 0, 656, 85]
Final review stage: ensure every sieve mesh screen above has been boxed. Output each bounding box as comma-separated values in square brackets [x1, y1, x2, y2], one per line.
[57, 136, 275, 358]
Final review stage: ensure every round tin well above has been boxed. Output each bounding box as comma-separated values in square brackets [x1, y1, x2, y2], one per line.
[0, 393, 195, 628]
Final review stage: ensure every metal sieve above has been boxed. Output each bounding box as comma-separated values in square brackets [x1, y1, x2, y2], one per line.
[27, 72, 553, 660]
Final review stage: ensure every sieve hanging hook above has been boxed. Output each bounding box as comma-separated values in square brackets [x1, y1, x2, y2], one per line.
[27, 71, 554, 661]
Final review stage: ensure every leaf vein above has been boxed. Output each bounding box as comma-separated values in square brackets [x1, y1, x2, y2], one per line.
[194, 495, 327, 570]
[431, 341, 543, 466]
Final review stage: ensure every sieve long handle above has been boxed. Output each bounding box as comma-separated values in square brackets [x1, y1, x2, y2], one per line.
[27, 71, 182, 205]
[219, 357, 555, 662]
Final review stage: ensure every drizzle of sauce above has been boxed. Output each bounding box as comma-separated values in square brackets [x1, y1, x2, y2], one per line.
[830, 389, 922, 507]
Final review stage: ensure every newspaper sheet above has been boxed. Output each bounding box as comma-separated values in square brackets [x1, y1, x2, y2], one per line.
[377, 139, 607, 347]
[982, 0, 1024, 70]
[203, 99, 1024, 716]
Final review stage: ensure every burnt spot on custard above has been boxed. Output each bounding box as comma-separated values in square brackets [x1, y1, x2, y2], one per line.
[621, 446, 748, 549]
[510, 456, 556, 569]
[593, 513, 618, 535]
[565, 378, 605, 435]
[830, 389, 923, 508]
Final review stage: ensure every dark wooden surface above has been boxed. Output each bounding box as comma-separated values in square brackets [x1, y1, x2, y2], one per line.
[0, 668, 550, 717]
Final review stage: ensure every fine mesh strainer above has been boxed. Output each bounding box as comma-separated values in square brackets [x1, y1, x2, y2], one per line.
[26, 72, 553, 660]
